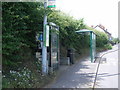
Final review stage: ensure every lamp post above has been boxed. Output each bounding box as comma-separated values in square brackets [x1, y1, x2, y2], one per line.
[42, 0, 48, 75]
[42, 0, 56, 75]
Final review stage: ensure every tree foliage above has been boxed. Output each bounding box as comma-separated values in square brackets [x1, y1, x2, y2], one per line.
[48, 11, 87, 52]
[2, 2, 44, 67]
[86, 26, 109, 47]
[112, 37, 120, 44]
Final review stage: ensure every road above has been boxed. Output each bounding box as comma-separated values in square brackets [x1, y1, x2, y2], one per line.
[95, 44, 119, 88]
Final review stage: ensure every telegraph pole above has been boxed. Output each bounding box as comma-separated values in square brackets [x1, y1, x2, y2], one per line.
[42, 0, 48, 75]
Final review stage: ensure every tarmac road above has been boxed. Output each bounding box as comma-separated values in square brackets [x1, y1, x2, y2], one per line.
[95, 44, 119, 88]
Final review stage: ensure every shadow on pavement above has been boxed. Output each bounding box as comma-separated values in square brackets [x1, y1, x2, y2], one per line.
[46, 57, 97, 88]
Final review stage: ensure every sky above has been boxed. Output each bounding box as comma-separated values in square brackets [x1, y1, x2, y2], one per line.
[56, 0, 119, 38]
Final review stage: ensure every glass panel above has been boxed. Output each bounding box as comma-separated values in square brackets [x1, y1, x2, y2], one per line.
[51, 31, 58, 69]
[92, 33, 96, 62]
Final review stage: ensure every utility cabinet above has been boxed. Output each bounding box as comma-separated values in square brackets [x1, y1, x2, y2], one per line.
[36, 23, 59, 72]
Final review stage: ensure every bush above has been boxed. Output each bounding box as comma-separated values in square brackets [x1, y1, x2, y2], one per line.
[86, 26, 109, 48]
[2, 2, 44, 68]
[104, 44, 112, 50]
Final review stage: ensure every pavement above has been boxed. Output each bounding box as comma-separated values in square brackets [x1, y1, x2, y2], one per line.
[45, 55, 98, 88]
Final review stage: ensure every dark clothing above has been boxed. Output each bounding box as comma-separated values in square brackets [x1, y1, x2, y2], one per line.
[67, 49, 74, 64]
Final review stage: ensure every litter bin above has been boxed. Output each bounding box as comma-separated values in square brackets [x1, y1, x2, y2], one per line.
[67, 48, 74, 64]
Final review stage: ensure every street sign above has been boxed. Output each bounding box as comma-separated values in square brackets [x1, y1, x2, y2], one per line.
[48, 0, 56, 8]
[38, 34, 43, 41]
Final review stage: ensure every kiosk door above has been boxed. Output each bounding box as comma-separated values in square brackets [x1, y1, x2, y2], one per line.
[49, 30, 59, 70]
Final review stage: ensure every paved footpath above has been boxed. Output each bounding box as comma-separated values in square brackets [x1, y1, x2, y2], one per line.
[45, 56, 98, 88]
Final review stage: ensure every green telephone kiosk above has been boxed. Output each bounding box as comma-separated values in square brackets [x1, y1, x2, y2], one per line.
[48, 22, 59, 71]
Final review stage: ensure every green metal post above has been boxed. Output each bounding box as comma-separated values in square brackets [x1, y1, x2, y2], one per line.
[94, 34, 96, 60]
[90, 32, 93, 62]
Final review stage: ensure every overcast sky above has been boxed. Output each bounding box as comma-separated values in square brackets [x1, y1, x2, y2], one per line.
[56, 0, 119, 38]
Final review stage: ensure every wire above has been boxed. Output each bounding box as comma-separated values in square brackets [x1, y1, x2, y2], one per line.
[92, 47, 119, 90]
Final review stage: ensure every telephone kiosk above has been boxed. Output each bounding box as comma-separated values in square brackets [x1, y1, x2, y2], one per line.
[36, 22, 59, 71]
[48, 22, 60, 71]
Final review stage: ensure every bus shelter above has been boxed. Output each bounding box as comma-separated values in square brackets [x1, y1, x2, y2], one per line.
[75, 29, 96, 62]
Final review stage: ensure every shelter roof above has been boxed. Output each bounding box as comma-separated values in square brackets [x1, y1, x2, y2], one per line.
[75, 29, 96, 35]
